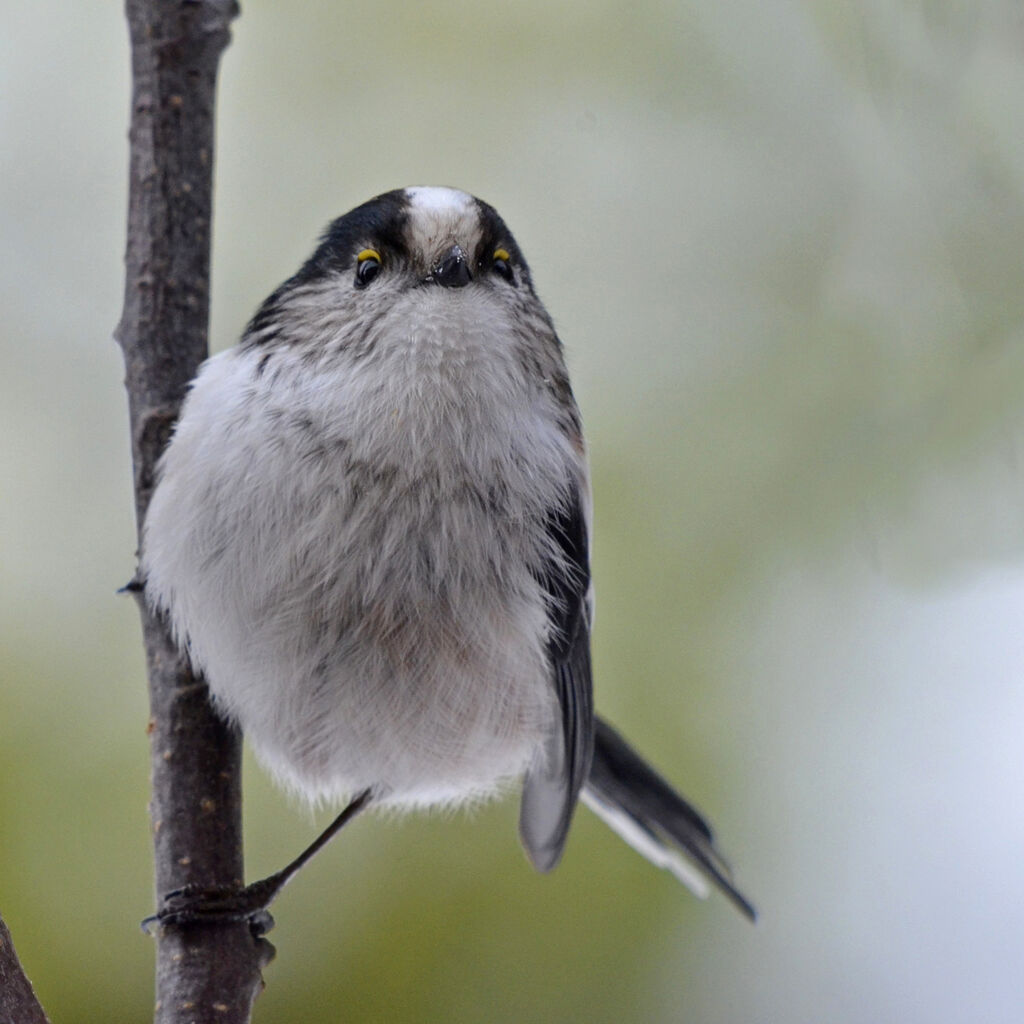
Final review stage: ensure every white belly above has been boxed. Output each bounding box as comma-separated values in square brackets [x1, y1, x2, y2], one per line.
[143, 338, 577, 807]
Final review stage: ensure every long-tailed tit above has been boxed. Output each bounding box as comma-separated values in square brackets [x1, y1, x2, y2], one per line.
[142, 186, 755, 925]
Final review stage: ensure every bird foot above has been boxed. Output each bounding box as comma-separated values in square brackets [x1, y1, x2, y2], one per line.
[142, 880, 279, 936]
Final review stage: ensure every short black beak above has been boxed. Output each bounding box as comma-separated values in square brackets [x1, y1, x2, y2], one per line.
[432, 244, 472, 288]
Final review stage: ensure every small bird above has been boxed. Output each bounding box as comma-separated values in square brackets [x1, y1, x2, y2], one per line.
[142, 186, 755, 925]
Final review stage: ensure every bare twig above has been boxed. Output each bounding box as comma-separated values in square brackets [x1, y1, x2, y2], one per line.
[116, 2, 269, 1021]
[0, 912, 50, 1024]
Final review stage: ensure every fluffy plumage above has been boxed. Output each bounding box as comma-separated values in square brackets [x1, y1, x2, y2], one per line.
[142, 186, 753, 916]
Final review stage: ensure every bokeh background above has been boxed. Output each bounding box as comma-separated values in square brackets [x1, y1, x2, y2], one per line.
[4, 1, 1024, 1021]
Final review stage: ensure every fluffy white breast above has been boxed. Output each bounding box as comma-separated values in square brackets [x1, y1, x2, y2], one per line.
[142, 301, 578, 809]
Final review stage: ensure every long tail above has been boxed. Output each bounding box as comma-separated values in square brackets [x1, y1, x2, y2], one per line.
[582, 716, 757, 921]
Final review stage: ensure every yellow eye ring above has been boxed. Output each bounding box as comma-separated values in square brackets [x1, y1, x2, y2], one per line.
[355, 248, 382, 288]
[492, 247, 514, 283]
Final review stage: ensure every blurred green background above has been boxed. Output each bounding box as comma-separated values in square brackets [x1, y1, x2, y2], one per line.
[4, 0, 1024, 1021]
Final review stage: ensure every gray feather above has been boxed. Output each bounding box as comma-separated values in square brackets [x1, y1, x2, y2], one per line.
[584, 717, 757, 921]
[519, 485, 594, 872]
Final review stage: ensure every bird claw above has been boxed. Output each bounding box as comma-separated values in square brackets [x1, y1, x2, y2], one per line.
[142, 882, 276, 936]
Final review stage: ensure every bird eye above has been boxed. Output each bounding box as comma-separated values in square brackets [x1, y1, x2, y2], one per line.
[355, 248, 382, 287]
[492, 248, 513, 283]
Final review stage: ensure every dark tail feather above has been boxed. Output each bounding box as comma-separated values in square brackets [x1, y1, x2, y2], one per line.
[583, 716, 757, 922]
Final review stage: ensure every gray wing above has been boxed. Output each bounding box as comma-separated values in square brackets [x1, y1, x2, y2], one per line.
[518, 483, 594, 872]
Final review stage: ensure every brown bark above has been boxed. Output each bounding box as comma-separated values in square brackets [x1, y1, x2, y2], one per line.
[115, 2, 270, 1021]
[0, 912, 50, 1024]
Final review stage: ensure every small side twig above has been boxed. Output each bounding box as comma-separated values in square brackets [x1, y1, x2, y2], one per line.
[0, 911, 50, 1024]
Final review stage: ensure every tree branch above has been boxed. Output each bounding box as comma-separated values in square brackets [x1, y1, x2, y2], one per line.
[116, 2, 269, 1021]
[0, 912, 50, 1024]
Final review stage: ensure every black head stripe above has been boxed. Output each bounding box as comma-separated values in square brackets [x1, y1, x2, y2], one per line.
[242, 190, 411, 344]
[473, 196, 531, 281]
[293, 189, 412, 284]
